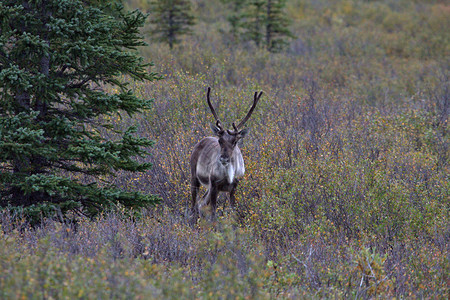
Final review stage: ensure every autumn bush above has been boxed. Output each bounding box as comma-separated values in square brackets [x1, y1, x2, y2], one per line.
[1, 0, 448, 298]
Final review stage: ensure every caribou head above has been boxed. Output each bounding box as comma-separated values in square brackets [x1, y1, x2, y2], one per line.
[190, 87, 263, 222]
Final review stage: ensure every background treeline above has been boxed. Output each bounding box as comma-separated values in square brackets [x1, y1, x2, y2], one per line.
[1, 0, 448, 298]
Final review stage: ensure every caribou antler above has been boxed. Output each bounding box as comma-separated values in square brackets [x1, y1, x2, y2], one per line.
[235, 91, 263, 129]
[207, 87, 223, 131]
[226, 122, 239, 135]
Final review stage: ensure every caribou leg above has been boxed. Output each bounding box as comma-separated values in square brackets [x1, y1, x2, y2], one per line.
[190, 178, 200, 223]
[229, 179, 239, 208]
[205, 185, 219, 221]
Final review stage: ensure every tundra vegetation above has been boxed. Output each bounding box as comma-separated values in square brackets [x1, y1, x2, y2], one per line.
[0, 0, 448, 298]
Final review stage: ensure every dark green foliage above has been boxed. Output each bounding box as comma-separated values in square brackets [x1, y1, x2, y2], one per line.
[220, 0, 248, 39]
[147, 0, 195, 49]
[224, 0, 293, 52]
[0, 0, 160, 221]
[241, 0, 266, 47]
[264, 0, 293, 52]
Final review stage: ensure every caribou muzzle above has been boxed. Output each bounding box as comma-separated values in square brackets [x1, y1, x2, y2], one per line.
[219, 155, 230, 166]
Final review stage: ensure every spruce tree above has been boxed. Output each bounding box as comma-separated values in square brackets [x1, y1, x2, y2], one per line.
[234, 0, 293, 52]
[220, 0, 247, 40]
[0, 0, 160, 221]
[241, 0, 266, 48]
[148, 0, 195, 49]
[265, 0, 293, 52]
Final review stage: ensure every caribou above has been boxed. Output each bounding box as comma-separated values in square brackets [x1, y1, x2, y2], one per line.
[190, 87, 263, 222]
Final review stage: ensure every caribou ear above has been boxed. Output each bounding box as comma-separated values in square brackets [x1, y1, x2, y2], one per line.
[211, 123, 223, 136]
[238, 128, 249, 138]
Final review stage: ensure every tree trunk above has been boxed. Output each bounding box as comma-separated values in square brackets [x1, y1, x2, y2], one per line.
[11, 0, 51, 205]
[266, 0, 272, 51]
[168, 9, 174, 49]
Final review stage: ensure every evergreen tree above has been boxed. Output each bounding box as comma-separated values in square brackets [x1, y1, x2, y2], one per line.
[220, 0, 247, 40]
[265, 0, 293, 52]
[148, 0, 195, 49]
[232, 0, 293, 52]
[241, 0, 266, 48]
[0, 0, 160, 221]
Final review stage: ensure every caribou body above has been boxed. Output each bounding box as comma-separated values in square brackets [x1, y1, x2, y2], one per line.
[190, 87, 263, 222]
